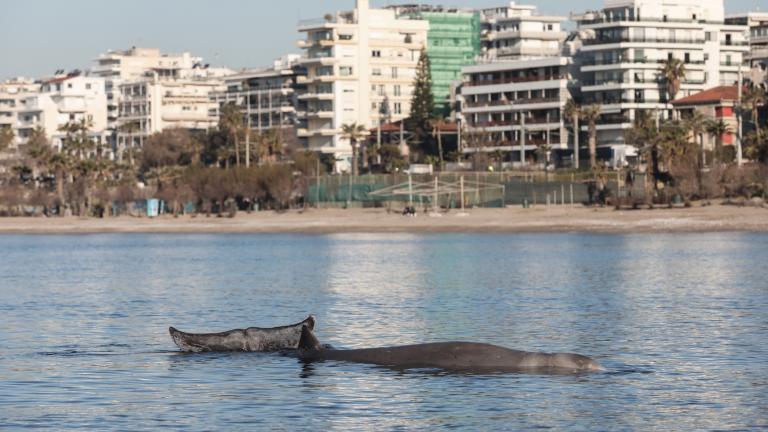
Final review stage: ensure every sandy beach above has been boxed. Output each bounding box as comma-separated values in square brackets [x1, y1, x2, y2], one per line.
[0, 204, 766, 234]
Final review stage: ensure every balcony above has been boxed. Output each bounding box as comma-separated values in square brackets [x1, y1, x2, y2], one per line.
[464, 96, 562, 111]
[583, 36, 705, 46]
[467, 75, 566, 87]
[582, 57, 706, 67]
[721, 41, 749, 47]
[577, 15, 725, 26]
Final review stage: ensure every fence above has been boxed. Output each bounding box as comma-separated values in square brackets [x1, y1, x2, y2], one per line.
[307, 171, 648, 209]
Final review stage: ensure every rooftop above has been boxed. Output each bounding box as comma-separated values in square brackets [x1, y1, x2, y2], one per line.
[671, 86, 739, 105]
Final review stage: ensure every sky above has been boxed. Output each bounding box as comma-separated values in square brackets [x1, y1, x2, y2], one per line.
[0, 0, 764, 80]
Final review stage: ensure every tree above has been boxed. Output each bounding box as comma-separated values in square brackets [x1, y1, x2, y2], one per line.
[742, 85, 766, 154]
[407, 48, 435, 157]
[580, 104, 602, 169]
[0, 126, 14, 154]
[141, 128, 197, 171]
[219, 103, 245, 167]
[683, 110, 708, 195]
[661, 58, 686, 102]
[704, 118, 733, 165]
[340, 123, 367, 176]
[563, 99, 581, 169]
[118, 121, 141, 166]
[625, 110, 660, 203]
[429, 116, 446, 171]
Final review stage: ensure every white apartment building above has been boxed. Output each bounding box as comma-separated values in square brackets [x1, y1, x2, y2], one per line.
[480, 2, 567, 60]
[296, 0, 429, 172]
[16, 73, 110, 156]
[0, 79, 38, 153]
[573, 0, 749, 165]
[116, 75, 223, 157]
[210, 55, 304, 138]
[726, 12, 768, 85]
[90, 47, 229, 130]
[460, 57, 576, 167]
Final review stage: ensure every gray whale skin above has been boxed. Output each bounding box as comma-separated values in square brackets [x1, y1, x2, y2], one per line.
[297, 326, 604, 373]
[169, 315, 315, 352]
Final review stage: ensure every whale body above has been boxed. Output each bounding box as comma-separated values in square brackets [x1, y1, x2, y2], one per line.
[169, 315, 315, 353]
[296, 326, 603, 373]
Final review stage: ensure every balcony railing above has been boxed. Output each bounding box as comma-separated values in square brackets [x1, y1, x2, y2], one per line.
[584, 37, 705, 46]
[577, 16, 725, 26]
[468, 117, 558, 128]
[582, 57, 706, 66]
[721, 41, 749, 46]
[464, 97, 561, 108]
[467, 75, 566, 87]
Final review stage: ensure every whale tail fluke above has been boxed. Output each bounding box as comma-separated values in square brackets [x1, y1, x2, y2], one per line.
[298, 325, 322, 351]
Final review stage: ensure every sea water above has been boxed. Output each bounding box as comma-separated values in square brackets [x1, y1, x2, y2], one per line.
[0, 233, 766, 430]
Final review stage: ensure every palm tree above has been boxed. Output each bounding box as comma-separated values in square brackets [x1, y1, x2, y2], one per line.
[219, 103, 245, 167]
[118, 121, 141, 166]
[341, 123, 367, 176]
[580, 104, 602, 169]
[704, 118, 732, 165]
[661, 58, 686, 102]
[563, 100, 581, 169]
[742, 85, 766, 151]
[684, 111, 707, 195]
[625, 110, 659, 203]
[58, 118, 95, 161]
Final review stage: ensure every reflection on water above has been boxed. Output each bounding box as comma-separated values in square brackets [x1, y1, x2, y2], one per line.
[0, 233, 767, 430]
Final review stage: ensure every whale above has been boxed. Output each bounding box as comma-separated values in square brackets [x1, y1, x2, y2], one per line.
[296, 326, 604, 373]
[169, 315, 315, 353]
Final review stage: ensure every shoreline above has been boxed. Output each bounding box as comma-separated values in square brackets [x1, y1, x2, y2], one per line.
[0, 204, 766, 235]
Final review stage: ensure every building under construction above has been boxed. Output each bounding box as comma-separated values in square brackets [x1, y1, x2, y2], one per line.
[389, 5, 482, 116]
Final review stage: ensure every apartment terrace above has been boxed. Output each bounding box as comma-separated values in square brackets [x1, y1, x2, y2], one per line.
[577, 16, 729, 26]
[583, 36, 706, 46]
[464, 96, 560, 108]
[466, 73, 565, 87]
[582, 57, 706, 66]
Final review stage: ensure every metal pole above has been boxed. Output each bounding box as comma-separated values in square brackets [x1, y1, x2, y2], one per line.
[408, 174, 413, 207]
[502, 184, 506, 208]
[520, 113, 526, 167]
[561, 184, 565, 206]
[316, 157, 320, 208]
[737, 66, 744, 167]
[347, 173, 352, 208]
[574, 115, 580, 169]
[245, 92, 251, 168]
[433, 176, 438, 212]
[460, 176, 465, 212]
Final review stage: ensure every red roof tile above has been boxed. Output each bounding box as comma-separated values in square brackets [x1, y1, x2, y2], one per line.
[671, 86, 739, 105]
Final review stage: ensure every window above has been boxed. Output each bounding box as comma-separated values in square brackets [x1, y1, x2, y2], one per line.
[394, 85, 401, 97]
[86, 83, 92, 90]
[339, 34, 353, 40]
[391, 67, 398, 78]
[340, 66, 353, 76]
[684, 53, 690, 63]
[378, 85, 385, 96]
[547, 24, 553, 31]
[372, 50, 381, 57]
[394, 103, 402, 114]
[372, 68, 382, 76]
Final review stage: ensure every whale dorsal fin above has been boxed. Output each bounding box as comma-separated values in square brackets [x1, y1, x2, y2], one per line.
[298, 325, 322, 351]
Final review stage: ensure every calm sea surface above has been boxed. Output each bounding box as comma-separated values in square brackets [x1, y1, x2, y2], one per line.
[0, 233, 766, 430]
